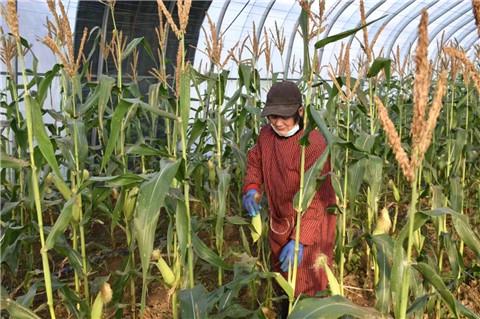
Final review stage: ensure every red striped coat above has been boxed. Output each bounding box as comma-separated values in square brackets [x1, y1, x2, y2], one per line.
[243, 125, 336, 296]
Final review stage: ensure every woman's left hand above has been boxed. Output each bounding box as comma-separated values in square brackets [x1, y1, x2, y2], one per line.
[279, 240, 304, 272]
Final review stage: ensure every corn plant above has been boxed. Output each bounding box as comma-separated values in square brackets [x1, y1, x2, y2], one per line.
[1, 1, 480, 318]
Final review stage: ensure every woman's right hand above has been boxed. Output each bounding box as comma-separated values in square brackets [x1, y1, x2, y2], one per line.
[242, 189, 261, 217]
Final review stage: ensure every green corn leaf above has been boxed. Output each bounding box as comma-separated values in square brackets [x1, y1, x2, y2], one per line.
[347, 158, 366, 202]
[406, 295, 429, 317]
[37, 64, 61, 105]
[50, 173, 72, 199]
[27, 95, 61, 178]
[422, 208, 480, 258]
[225, 216, 250, 225]
[122, 37, 144, 60]
[367, 57, 391, 83]
[456, 301, 480, 319]
[392, 237, 406, 318]
[215, 169, 231, 252]
[192, 233, 233, 270]
[179, 285, 210, 319]
[315, 16, 386, 49]
[78, 75, 115, 116]
[371, 235, 393, 314]
[293, 146, 330, 213]
[137, 100, 178, 120]
[273, 273, 293, 299]
[126, 143, 169, 157]
[54, 236, 84, 276]
[69, 119, 88, 166]
[101, 98, 132, 171]
[412, 262, 459, 318]
[238, 63, 252, 91]
[354, 132, 376, 153]
[451, 213, 480, 258]
[364, 155, 383, 197]
[1, 297, 42, 319]
[134, 159, 180, 312]
[308, 107, 335, 145]
[188, 118, 207, 148]
[0, 152, 29, 168]
[176, 199, 188, 262]
[45, 196, 76, 250]
[90, 173, 145, 187]
[179, 66, 191, 133]
[441, 233, 463, 280]
[299, 6, 311, 77]
[289, 295, 384, 318]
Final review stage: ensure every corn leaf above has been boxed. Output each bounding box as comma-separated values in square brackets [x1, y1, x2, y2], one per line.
[101, 99, 132, 171]
[192, 233, 233, 270]
[37, 64, 61, 105]
[137, 101, 177, 120]
[90, 173, 145, 187]
[79, 75, 115, 116]
[1, 297, 42, 319]
[0, 152, 29, 168]
[27, 95, 61, 178]
[364, 155, 383, 197]
[347, 159, 366, 202]
[371, 234, 393, 314]
[215, 169, 231, 251]
[367, 57, 391, 83]
[308, 107, 335, 145]
[289, 295, 384, 318]
[126, 143, 168, 157]
[412, 262, 459, 318]
[315, 15, 386, 49]
[54, 236, 84, 276]
[179, 66, 191, 133]
[134, 159, 180, 313]
[392, 237, 406, 318]
[273, 273, 293, 299]
[122, 37, 144, 60]
[179, 285, 210, 319]
[456, 301, 480, 319]
[45, 196, 76, 250]
[293, 146, 330, 213]
[422, 208, 480, 258]
[176, 199, 188, 261]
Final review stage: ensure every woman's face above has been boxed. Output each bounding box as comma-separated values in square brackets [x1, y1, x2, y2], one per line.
[268, 115, 297, 135]
[267, 107, 304, 135]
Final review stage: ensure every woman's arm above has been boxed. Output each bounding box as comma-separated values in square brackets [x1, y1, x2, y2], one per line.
[243, 142, 263, 193]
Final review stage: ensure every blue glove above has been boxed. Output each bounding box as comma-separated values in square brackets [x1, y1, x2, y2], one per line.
[242, 189, 260, 217]
[279, 240, 304, 273]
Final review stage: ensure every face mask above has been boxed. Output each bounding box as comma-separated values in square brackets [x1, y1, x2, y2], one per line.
[271, 123, 300, 137]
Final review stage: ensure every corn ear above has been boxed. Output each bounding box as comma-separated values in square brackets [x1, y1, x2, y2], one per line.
[91, 282, 112, 319]
[71, 196, 82, 223]
[155, 255, 176, 286]
[251, 214, 262, 242]
[314, 254, 341, 295]
[373, 207, 392, 235]
[82, 168, 90, 181]
[208, 159, 215, 183]
[123, 186, 139, 221]
[50, 173, 72, 200]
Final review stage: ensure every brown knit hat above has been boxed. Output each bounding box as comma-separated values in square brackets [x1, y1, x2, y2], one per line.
[261, 81, 302, 117]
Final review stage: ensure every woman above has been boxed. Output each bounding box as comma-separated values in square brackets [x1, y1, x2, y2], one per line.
[242, 81, 336, 299]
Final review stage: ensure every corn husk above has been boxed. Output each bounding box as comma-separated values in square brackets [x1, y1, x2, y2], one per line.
[124, 186, 139, 221]
[251, 214, 262, 243]
[91, 282, 112, 319]
[373, 207, 392, 235]
[155, 255, 175, 286]
[314, 254, 341, 295]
